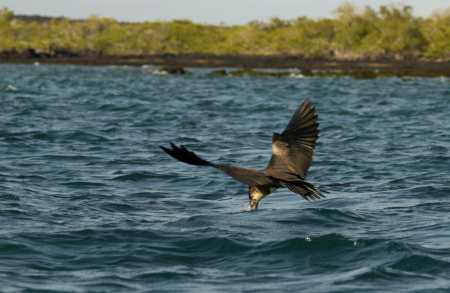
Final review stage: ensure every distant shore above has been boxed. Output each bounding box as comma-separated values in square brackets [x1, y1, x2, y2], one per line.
[1, 49, 450, 76]
[3, 4, 450, 74]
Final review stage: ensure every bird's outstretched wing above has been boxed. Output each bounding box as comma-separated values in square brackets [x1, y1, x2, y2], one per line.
[160, 143, 276, 187]
[264, 99, 319, 180]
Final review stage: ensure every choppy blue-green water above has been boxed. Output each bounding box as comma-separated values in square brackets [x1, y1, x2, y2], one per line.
[1, 64, 450, 292]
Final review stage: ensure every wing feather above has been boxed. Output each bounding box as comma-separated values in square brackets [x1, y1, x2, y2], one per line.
[264, 99, 319, 180]
[160, 144, 277, 187]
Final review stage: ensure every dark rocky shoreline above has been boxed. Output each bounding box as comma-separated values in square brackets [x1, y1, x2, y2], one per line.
[1, 49, 450, 77]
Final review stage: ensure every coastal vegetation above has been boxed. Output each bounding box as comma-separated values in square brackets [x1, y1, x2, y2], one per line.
[1, 3, 450, 60]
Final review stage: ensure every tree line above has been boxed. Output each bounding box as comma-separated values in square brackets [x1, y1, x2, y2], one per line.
[1, 3, 450, 60]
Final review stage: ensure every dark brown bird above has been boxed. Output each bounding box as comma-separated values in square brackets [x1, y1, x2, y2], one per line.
[160, 99, 349, 210]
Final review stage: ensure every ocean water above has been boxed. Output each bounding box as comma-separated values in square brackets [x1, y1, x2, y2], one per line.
[1, 64, 450, 292]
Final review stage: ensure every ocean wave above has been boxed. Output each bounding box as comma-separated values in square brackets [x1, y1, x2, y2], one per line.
[0, 84, 17, 92]
[2, 65, 450, 292]
[62, 181, 107, 188]
[112, 172, 161, 181]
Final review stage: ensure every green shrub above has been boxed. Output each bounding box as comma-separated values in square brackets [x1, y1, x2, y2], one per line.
[1, 3, 449, 59]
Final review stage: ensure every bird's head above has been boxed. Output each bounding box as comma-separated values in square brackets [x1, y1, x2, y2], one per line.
[248, 186, 270, 211]
[248, 186, 262, 210]
[248, 185, 278, 210]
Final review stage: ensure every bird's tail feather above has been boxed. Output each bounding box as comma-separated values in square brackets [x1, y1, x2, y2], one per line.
[281, 180, 350, 201]
[281, 180, 326, 201]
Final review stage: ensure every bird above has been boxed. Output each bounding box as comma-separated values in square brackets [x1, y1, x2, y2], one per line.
[160, 99, 349, 210]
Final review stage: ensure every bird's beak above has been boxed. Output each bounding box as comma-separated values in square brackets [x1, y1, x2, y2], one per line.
[248, 202, 258, 211]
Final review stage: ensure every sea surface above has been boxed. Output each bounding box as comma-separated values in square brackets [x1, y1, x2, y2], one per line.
[1, 64, 450, 292]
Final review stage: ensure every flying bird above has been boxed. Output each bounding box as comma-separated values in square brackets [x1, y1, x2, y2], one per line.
[161, 99, 349, 210]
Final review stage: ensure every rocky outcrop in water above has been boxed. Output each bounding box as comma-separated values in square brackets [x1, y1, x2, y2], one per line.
[1, 49, 449, 77]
